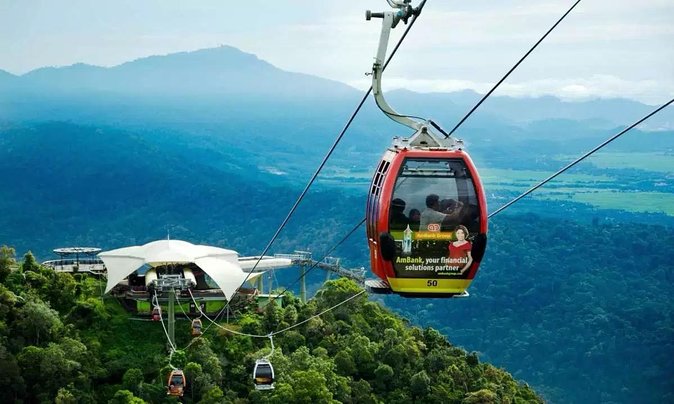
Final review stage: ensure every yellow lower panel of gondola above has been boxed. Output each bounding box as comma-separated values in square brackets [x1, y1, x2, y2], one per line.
[388, 278, 472, 294]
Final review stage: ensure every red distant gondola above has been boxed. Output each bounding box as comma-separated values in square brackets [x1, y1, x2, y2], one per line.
[151, 306, 161, 321]
[167, 369, 186, 397]
[191, 318, 203, 337]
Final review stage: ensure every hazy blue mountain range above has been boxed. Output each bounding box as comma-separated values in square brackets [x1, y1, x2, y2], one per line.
[1, 45, 672, 182]
[1, 45, 673, 129]
[0, 46, 356, 99]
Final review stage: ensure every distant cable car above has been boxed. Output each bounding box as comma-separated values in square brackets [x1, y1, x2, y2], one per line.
[167, 369, 186, 397]
[363, 2, 487, 297]
[151, 306, 161, 321]
[191, 318, 203, 337]
[253, 359, 275, 390]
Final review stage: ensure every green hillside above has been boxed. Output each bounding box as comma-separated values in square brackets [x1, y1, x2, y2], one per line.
[0, 248, 541, 403]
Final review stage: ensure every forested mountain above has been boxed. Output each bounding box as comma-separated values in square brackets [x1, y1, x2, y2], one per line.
[382, 215, 674, 403]
[0, 253, 541, 403]
[1, 46, 673, 129]
[1, 46, 356, 99]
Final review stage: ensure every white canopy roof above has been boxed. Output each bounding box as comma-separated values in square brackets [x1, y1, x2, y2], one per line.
[98, 239, 286, 300]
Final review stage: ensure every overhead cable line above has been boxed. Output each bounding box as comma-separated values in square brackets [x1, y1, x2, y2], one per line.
[270, 290, 366, 336]
[488, 98, 674, 218]
[177, 94, 673, 348]
[221, 0, 429, 314]
[446, 0, 582, 137]
[184, 219, 366, 346]
[153, 292, 178, 355]
[267, 218, 366, 307]
[187, 287, 365, 339]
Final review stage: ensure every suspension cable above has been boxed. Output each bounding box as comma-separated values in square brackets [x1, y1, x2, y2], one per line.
[220, 0, 430, 314]
[264, 335, 275, 359]
[153, 292, 177, 353]
[173, 289, 194, 321]
[187, 287, 365, 339]
[266, 218, 366, 307]
[489, 98, 674, 218]
[270, 290, 366, 336]
[446, 0, 582, 138]
[187, 289, 267, 338]
[173, 99, 674, 348]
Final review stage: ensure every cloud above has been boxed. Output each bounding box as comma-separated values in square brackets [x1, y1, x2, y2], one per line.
[348, 74, 674, 105]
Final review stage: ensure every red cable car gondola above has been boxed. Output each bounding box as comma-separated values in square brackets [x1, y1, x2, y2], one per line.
[365, 138, 488, 297]
[151, 306, 161, 321]
[191, 318, 203, 337]
[167, 369, 186, 397]
[364, 2, 488, 297]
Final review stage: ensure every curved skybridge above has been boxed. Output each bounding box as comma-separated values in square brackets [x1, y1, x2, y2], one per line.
[42, 247, 106, 275]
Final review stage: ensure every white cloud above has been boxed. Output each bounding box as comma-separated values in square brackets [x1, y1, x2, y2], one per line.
[348, 74, 674, 105]
[0, 0, 671, 105]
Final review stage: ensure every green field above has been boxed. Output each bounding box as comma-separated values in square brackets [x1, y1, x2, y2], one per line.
[483, 167, 673, 216]
[560, 152, 674, 173]
[325, 151, 673, 216]
[481, 168, 614, 187]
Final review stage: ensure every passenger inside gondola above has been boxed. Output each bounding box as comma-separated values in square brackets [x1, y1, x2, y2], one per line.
[419, 194, 464, 231]
[408, 209, 421, 231]
[389, 198, 410, 230]
[167, 369, 186, 397]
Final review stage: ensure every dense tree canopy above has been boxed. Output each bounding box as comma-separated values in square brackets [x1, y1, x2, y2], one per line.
[0, 249, 540, 403]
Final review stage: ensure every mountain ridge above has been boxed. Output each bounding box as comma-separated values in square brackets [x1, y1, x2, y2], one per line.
[2, 45, 671, 129]
[7, 46, 358, 99]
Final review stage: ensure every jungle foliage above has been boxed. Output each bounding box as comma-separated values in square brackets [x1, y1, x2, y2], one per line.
[0, 248, 540, 403]
[384, 215, 674, 404]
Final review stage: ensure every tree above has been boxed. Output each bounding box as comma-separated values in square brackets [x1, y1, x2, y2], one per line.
[55, 388, 77, 404]
[467, 352, 479, 367]
[373, 364, 394, 391]
[21, 251, 40, 272]
[199, 386, 224, 404]
[280, 330, 305, 353]
[0, 284, 17, 320]
[334, 350, 356, 376]
[287, 369, 333, 404]
[15, 299, 62, 345]
[283, 305, 298, 324]
[350, 379, 376, 404]
[184, 362, 204, 401]
[122, 368, 144, 396]
[462, 388, 498, 404]
[0, 245, 16, 283]
[108, 389, 145, 404]
[0, 344, 25, 402]
[263, 301, 282, 332]
[171, 349, 187, 369]
[43, 272, 77, 313]
[410, 370, 431, 399]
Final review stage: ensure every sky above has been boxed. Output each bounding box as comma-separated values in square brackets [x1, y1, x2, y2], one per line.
[1, 0, 672, 104]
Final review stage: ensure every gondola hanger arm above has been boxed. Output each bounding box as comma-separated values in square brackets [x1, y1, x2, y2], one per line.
[367, 2, 423, 132]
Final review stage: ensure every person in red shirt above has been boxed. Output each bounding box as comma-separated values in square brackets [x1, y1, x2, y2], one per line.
[448, 225, 473, 275]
